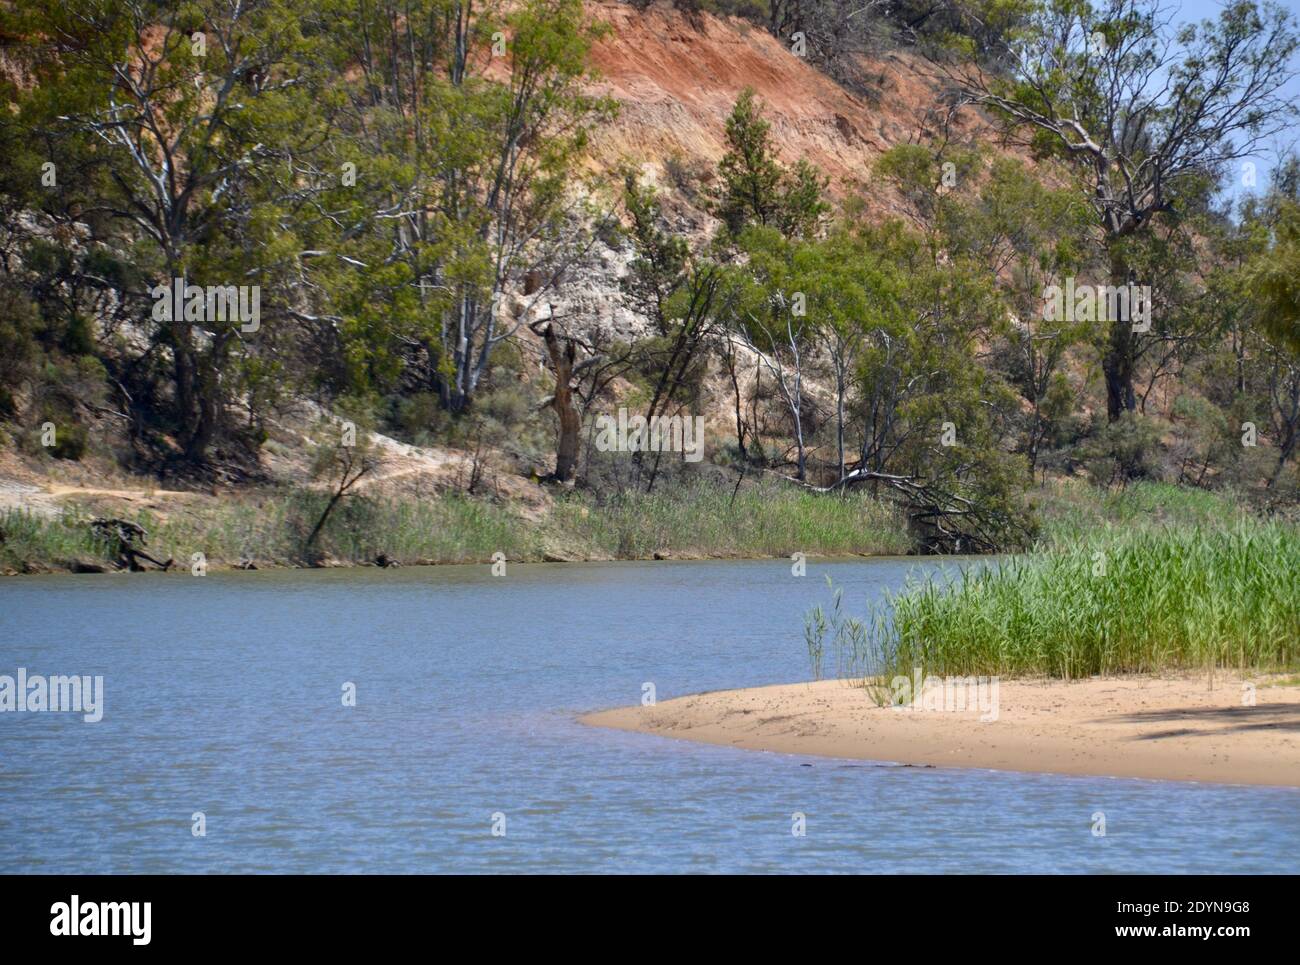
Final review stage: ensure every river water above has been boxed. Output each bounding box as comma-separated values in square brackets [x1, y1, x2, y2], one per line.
[2, 558, 1296, 873]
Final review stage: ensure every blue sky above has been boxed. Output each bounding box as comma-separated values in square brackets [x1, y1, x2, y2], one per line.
[1172, 0, 1300, 202]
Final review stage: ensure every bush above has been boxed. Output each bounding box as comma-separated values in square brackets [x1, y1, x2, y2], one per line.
[1079, 412, 1166, 486]
[394, 392, 449, 446]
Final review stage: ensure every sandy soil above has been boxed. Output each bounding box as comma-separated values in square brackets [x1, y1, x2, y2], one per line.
[582, 675, 1300, 787]
[0, 415, 550, 524]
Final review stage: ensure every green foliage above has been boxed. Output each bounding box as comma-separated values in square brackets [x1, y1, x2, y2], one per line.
[890, 0, 1037, 56]
[1077, 411, 1166, 485]
[802, 485, 1296, 688]
[1167, 394, 1234, 486]
[1, 0, 1298, 556]
[711, 108, 1039, 547]
[0, 281, 38, 418]
[803, 577, 872, 683]
[551, 479, 910, 559]
[0, 510, 108, 571]
[0, 0, 613, 466]
[317, 0, 616, 416]
[1250, 201, 1300, 353]
[1033, 479, 1255, 545]
[878, 520, 1300, 678]
[622, 172, 692, 333]
[714, 88, 828, 239]
[2, 0, 335, 465]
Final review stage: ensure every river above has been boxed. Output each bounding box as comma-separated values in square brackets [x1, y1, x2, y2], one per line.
[2, 558, 1297, 873]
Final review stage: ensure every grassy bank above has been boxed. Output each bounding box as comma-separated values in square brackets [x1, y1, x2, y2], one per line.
[0, 479, 910, 574]
[552, 482, 909, 560]
[1033, 478, 1262, 545]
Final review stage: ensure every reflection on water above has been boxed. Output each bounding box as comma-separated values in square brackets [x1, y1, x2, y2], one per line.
[1, 558, 1296, 873]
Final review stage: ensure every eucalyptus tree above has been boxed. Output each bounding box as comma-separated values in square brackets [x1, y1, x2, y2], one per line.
[729, 227, 820, 482]
[852, 219, 1029, 551]
[621, 174, 729, 492]
[955, 0, 1299, 421]
[712, 90, 830, 481]
[6, 0, 333, 466]
[1237, 195, 1300, 486]
[735, 227, 901, 485]
[1251, 201, 1300, 355]
[956, 156, 1092, 476]
[317, 0, 615, 415]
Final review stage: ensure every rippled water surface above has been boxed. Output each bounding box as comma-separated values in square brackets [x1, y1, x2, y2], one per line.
[2, 558, 1297, 873]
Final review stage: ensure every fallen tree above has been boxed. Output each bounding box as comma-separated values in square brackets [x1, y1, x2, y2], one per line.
[769, 467, 1030, 554]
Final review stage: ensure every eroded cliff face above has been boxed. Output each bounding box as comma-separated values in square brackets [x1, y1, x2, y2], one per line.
[585, 2, 976, 196]
[532, 2, 985, 345]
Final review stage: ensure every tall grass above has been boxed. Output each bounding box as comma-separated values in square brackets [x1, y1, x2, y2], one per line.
[551, 480, 909, 560]
[875, 521, 1300, 679]
[0, 479, 909, 573]
[0, 509, 103, 565]
[1034, 479, 1254, 547]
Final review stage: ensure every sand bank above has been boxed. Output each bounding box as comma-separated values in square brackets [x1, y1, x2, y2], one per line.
[582, 675, 1300, 787]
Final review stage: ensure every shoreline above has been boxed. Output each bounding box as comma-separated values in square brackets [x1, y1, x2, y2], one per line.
[581, 675, 1300, 787]
[0, 548, 910, 578]
[0, 476, 913, 577]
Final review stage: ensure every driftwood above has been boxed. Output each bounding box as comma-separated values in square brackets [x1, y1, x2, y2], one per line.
[89, 518, 174, 571]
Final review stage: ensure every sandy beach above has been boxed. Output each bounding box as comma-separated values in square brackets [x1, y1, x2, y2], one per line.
[582, 675, 1300, 787]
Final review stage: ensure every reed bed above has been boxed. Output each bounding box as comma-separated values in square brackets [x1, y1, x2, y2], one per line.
[877, 521, 1300, 678]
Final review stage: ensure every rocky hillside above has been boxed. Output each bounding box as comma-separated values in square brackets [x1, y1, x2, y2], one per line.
[0, 2, 997, 514]
[531, 2, 991, 350]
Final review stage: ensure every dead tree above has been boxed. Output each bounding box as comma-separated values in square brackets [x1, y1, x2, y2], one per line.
[530, 318, 632, 485]
[838, 469, 1024, 554]
[304, 444, 372, 558]
[89, 518, 174, 571]
[535, 323, 584, 483]
[303, 419, 376, 562]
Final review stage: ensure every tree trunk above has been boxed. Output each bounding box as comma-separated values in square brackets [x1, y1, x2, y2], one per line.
[723, 337, 747, 460]
[188, 357, 221, 464]
[541, 325, 581, 483]
[170, 321, 215, 463]
[835, 363, 846, 484]
[1267, 432, 1297, 488]
[1267, 382, 1300, 489]
[791, 372, 806, 481]
[172, 323, 198, 443]
[1102, 263, 1137, 422]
